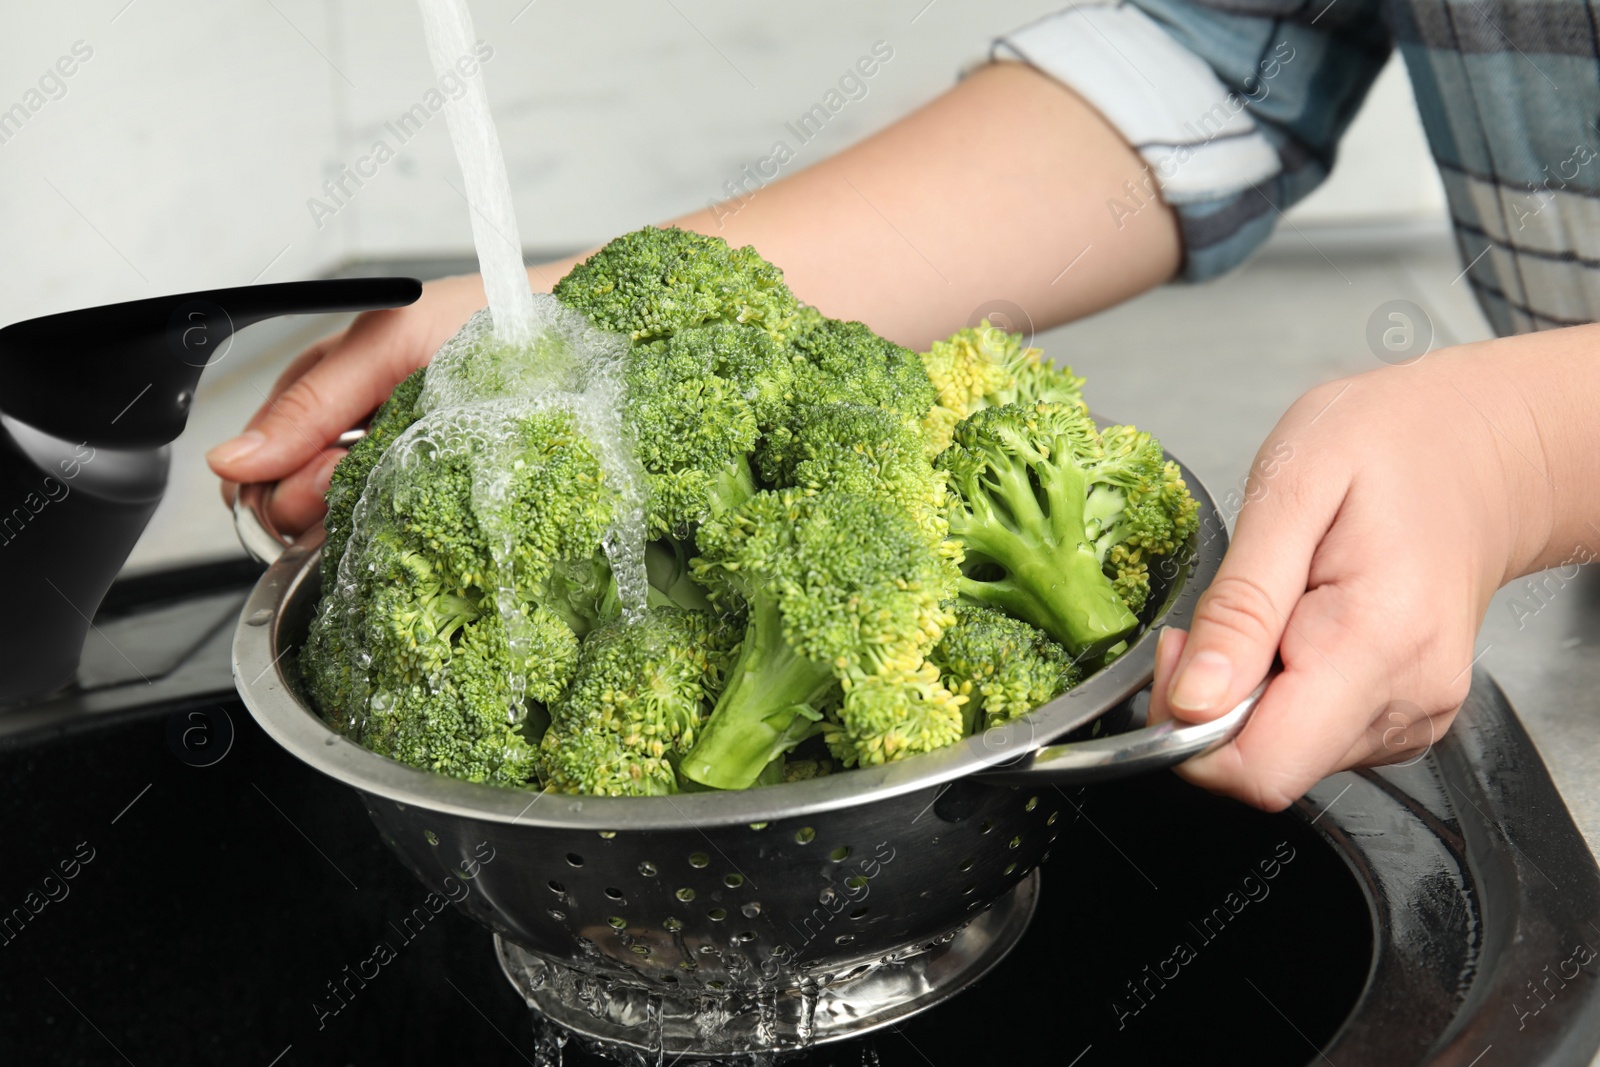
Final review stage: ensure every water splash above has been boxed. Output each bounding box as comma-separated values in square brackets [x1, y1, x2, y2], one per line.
[415, 0, 535, 343]
[329, 301, 648, 732]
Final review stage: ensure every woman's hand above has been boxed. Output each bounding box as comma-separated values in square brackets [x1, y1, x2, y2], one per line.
[1148, 342, 1577, 811]
[206, 273, 492, 534]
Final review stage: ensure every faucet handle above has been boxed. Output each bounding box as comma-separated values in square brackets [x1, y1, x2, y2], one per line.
[0, 277, 422, 449]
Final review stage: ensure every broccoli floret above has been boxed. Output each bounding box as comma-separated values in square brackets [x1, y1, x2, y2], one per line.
[781, 404, 946, 524]
[823, 661, 966, 768]
[553, 226, 802, 343]
[300, 403, 624, 783]
[538, 608, 736, 796]
[679, 489, 958, 790]
[776, 403, 957, 572]
[919, 322, 1086, 452]
[757, 314, 940, 479]
[321, 367, 426, 592]
[930, 603, 1079, 733]
[359, 609, 554, 786]
[624, 327, 762, 536]
[938, 403, 1197, 657]
[694, 322, 799, 436]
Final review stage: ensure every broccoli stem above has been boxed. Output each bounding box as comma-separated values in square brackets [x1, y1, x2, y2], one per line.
[678, 596, 834, 790]
[954, 453, 1139, 657]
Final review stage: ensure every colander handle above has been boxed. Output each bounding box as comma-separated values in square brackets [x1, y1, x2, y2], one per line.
[972, 674, 1270, 786]
[231, 429, 364, 564]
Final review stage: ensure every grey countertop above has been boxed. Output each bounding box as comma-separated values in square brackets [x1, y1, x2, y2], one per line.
[130, 231, 1600, 861]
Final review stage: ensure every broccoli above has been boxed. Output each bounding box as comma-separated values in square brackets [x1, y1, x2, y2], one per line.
[678, 489, 959, 790]
[623, 326, 763, 536]
[756, 313, 940, 479]
[320, 367, 426, 593]
[938, 402, 1198, 657]
[358, 608, 555, 786]
[301, 230, 1192, 799]
[538, 608, 736, 796]
[300, 402, 625, 784]
[778, 402, 950, 547]
[920, 322, 1086, 452]
[930, 604, 1079, 733]
[823, 661, 966, 768]
[552, 226, 802, 343]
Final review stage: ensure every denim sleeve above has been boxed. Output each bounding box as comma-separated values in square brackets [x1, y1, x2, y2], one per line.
[995, 0, 1392, 280]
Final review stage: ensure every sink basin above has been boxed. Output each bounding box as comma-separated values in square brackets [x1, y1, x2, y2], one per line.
[0, 563, 1596, 1066]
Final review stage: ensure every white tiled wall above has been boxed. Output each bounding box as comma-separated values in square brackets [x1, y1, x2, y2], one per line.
[0, 1, 346, 320]
[3, 1, 1444, 326]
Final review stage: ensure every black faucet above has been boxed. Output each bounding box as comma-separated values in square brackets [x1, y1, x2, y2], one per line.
[0, 277, 422, 706]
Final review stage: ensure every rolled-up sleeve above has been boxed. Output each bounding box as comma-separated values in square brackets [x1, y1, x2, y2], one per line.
[994, 0, 1392, 281]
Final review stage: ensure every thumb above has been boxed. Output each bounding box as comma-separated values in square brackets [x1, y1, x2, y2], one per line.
[1163, 478, 1330, 724]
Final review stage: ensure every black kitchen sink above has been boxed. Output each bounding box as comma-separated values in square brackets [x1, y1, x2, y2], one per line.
[2, 563, 1598, 1066]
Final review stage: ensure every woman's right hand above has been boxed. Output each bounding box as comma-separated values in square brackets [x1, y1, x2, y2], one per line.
[206, 272, 490, 535]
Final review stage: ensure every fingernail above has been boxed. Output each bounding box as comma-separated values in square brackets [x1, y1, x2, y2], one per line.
[1170, 650, 1232, 713]
[207, 430, 265, 467]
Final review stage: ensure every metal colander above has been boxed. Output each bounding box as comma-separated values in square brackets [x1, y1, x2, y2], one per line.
[231, 456, 1257, 1056]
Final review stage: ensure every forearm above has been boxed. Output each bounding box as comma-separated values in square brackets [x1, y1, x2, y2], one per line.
[529, 62, 1180, 350]
[1441, 324, 1600, 579]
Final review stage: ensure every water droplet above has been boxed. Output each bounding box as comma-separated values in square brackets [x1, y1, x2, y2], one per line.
[246, 608, 273, 627]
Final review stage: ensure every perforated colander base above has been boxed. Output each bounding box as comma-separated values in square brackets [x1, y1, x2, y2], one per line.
[496, 870, 1039, 1058]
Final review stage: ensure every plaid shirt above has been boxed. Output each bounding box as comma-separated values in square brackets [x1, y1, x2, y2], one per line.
[996, 0, 1600, 335]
